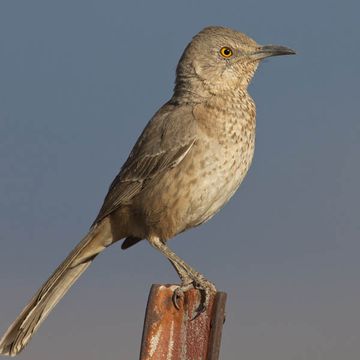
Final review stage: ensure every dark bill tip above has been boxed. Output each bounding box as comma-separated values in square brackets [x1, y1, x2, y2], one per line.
[258, 44, 296, 58]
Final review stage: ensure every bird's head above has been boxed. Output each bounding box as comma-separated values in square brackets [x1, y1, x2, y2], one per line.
[174, 26, 295, 99]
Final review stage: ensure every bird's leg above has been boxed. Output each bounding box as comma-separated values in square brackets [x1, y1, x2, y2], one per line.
[169, 258, 193, 286]
[148, 236, 216, 315]
[169, 259, 194, 309]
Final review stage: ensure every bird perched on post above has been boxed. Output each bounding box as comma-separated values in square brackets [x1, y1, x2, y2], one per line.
[0, 26, 295, 356]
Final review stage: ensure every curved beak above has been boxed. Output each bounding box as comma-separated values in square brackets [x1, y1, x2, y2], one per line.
[251, 44, 296, 60]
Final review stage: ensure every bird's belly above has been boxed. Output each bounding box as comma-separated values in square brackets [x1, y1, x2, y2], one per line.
[186, 146, 253, 227]
[170, 138, 254, 232]
[132, 137, 254, 240]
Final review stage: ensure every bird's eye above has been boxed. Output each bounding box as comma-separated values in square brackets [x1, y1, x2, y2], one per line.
[219, 47, 233, 58]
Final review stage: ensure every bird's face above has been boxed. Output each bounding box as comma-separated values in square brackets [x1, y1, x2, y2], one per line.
[175, 26, 295, 96]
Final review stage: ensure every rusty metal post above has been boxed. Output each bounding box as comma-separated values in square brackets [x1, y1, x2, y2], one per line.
[139, 284, 227, 360]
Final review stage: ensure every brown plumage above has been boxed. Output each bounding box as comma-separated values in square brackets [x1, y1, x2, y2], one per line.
[0, 26, 295, 356]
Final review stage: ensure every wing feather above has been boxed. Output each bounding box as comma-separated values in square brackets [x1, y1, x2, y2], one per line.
[92, 103, 197, 224]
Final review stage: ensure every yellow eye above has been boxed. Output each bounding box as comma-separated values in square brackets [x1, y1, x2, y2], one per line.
[219, 46, 233, 58]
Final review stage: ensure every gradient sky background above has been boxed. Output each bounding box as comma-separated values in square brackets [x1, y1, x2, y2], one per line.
[0, 1, 359, 359]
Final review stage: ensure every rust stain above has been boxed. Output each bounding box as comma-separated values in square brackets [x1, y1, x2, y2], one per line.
[140, 284, 225, 360]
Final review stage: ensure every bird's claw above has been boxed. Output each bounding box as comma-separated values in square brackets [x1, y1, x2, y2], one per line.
[172, 278, 216, 318]
[193, 279, 216, 318]
[172, 282, 194, 309]
[172, 287, 184, 310]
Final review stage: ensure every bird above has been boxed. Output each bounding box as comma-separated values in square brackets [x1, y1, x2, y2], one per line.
[0, 26, 295, 356]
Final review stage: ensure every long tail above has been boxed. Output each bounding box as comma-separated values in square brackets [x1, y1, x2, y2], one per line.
[0, 219, 114, 356]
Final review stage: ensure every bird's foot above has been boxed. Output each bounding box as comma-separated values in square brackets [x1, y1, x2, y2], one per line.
[172, 282, 194, 310]
[172, 275, 217, 318]
[193, 277, 217, 317]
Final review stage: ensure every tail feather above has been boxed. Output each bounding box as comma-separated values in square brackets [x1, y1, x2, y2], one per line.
[0, 219, 113, 356]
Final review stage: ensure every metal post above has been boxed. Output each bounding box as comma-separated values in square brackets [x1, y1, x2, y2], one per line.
[139, 284, 227, 360]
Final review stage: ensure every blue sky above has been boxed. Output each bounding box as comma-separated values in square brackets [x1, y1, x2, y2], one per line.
[0, 1, 359, 359]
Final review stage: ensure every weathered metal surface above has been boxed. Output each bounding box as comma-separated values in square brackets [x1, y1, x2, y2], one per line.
[139, 284, 227, 360]
[206, 292, 227, 360]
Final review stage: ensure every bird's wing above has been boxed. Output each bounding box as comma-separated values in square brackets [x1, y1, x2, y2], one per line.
[93, 102, 197, 224]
